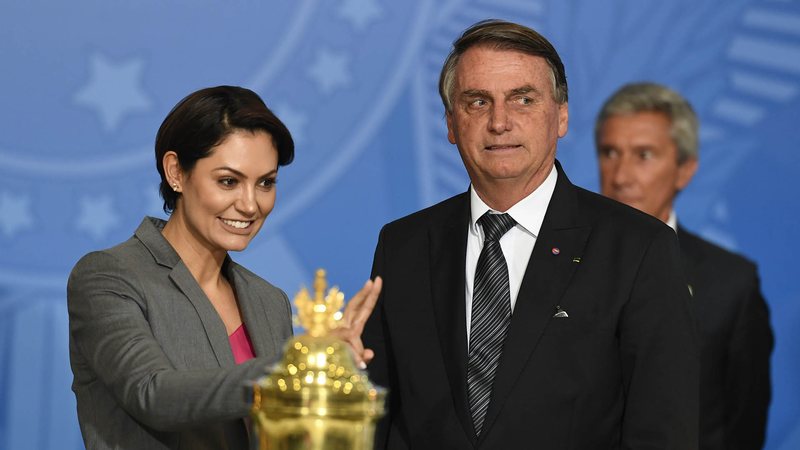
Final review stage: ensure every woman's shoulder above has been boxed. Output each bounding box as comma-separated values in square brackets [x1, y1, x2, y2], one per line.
[68, 218, 165, 293]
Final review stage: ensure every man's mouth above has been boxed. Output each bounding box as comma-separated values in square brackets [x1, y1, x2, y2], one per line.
[485, 144, 521, 150]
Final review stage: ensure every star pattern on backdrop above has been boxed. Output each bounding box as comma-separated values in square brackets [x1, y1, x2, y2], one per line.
[307, 49, 352, 94]
[338, 0, 383, 31]
[75, 195, 121, 241]
[74, 53, 152, 131]
[274, 103, 308, 143]
[0, 191, 34, 238]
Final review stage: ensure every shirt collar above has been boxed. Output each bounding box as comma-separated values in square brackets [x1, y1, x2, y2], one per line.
[469, 164, 558, 238]
[666, 209, 677, 232]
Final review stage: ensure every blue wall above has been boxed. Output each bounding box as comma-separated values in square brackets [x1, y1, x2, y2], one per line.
[1, 1, 798, 448]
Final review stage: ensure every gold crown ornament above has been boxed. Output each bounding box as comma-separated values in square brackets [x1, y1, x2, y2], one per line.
[251, 269, 386, 450]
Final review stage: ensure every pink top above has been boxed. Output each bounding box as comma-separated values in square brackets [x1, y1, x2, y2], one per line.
[229, 323, 256, 364]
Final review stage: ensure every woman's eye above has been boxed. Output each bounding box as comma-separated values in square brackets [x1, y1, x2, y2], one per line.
[219, 177, 237, 187]
[259, 178, 277, 189]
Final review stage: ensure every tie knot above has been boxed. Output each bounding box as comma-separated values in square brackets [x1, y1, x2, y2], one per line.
[478, 212, 516, 242]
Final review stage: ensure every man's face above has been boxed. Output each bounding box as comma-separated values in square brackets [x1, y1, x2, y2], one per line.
[597, 111, 697, 223]
[446, 46, 568, 197]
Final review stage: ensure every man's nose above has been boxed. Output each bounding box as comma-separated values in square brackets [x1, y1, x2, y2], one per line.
[488, 103, 511, 133]
[612, 156, 635, 186]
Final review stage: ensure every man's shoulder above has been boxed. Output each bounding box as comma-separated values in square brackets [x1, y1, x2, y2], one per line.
[678, 227, 758, 274]
[381, 191, 469, 234]
[571, 183, 671, 238]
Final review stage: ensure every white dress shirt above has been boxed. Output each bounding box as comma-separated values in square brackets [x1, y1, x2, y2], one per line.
[465, 165, 558, 342]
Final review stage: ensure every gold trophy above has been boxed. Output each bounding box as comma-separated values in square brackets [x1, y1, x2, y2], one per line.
[251, 269, 386, 450]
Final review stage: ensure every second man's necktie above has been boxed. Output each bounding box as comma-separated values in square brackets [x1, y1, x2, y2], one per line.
[468, 212, 516, 436]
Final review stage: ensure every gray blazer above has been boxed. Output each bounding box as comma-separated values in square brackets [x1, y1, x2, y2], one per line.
[68, 217, 293, 450]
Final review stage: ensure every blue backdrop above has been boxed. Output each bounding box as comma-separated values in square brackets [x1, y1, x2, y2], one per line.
[1, 1, 798, 449]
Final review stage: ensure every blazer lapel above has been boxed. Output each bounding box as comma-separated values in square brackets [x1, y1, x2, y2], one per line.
[428, 193, 477, 444]
[135, 217, 234, 367]
[481, 163, 592, 437]
[169, 263, 235, 367]
[228, 261, 284, 362]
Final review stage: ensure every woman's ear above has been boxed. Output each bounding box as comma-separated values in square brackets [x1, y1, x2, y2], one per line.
[162, 151, 183, 192]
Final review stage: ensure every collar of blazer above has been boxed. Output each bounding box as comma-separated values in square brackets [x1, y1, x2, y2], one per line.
[132, 216, 282, 366]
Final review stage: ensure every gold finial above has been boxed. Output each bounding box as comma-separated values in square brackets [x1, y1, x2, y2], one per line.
[294, 269, 345, 337]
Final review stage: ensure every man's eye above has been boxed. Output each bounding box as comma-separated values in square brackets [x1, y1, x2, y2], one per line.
[600, 148, 618, 159]
[470, 99, 487, 107]
[639, 150, 654, 160]
[515, 96, 532, 105]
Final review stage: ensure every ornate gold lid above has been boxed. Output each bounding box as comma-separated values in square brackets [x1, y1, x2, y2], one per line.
[253, 269, 385, 419]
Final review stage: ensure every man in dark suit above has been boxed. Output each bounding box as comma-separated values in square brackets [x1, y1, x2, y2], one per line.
[363, 20, 699, 449]
[595, 82, 773, 450]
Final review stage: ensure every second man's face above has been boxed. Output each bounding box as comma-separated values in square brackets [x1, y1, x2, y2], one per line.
[597, 112, 697, 223]
[446, 46, 568, 197]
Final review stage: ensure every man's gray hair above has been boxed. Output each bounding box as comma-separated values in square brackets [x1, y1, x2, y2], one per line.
[595, 82, 699, 163]
[439, 19, 568, 114]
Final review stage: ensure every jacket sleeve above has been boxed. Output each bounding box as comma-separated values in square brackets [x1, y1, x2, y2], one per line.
[725, 269, 773, 450]
[363, 227, 405, 449]
[67, 250, 274, 431]
[619, 227, 700, 449]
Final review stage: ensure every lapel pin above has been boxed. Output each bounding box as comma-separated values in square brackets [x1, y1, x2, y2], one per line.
[551, 247, 560, 255]
[688, 284, 694, 297]
[553, 305, 569, 318]
[572, 257, 581, 263]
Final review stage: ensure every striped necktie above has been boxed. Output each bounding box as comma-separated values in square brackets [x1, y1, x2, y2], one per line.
[468, 212, 516, 436]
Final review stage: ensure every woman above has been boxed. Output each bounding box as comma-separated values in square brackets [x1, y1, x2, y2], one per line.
[67, 86, 380, 450]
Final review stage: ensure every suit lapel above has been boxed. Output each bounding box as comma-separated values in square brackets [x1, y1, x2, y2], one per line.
[481, 163, 592, 437]
[228, 261, 283, 361]
[428, 193, 477, 444]
[169, 263, 235, 367]
[135, 217, 234, 367]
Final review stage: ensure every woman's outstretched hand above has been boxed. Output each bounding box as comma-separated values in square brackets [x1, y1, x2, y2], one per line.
[333, 276, 382, 369]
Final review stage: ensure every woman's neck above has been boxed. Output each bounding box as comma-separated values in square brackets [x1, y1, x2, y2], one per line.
[162, 214, 227, 286]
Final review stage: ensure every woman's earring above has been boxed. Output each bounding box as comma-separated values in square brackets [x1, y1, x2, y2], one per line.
[172, 183, 180, 192]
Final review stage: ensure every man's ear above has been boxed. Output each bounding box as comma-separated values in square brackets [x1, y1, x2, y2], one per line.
[676, 157, 698, 191]
[446, 111, 457, 145]
[557, 102, 569, 138]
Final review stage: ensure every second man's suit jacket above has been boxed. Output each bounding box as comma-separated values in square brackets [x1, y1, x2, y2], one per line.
[677, 226, 773, 450]
[363, 162, 700, 449]
[68, 217, 293, 450]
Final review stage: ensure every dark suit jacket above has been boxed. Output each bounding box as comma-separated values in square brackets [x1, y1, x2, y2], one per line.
[363, 162, 699, 449]
[68, 217, 293, 450]
[677, 226, 772, 450]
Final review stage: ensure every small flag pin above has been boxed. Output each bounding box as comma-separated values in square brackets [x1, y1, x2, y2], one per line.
[551, 247, 560, 255]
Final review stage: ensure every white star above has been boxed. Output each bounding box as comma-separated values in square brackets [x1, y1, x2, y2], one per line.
[0, 191, 34, 237]
[273, 103, 308, 144]
[74, 53, 152, 131]
[307, 49, 351, 95]
[338, 0, 383, 31]
[75, 195, 121, 241]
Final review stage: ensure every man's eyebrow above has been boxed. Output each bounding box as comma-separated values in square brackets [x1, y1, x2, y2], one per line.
[460, 89, 490, 98]
[509, 85, 539, 96]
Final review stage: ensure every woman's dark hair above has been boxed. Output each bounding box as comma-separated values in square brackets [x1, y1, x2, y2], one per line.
[155, 85, 295, 213]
